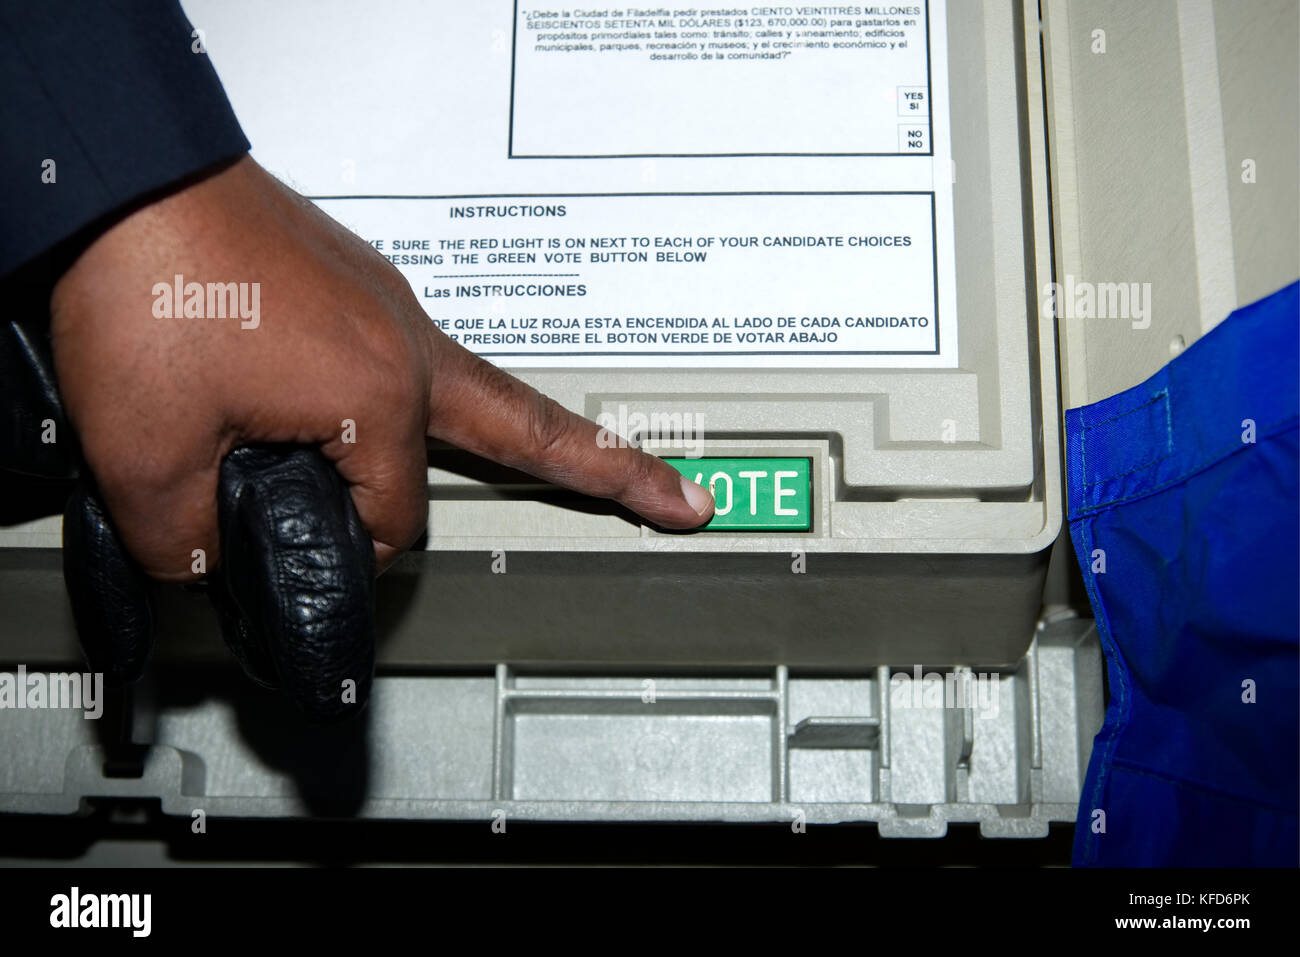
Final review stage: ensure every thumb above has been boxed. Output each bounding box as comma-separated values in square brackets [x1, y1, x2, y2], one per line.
[318, 411, 429, 573]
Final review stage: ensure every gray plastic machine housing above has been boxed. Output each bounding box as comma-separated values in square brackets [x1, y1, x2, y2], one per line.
[0, 1, 1094, 839]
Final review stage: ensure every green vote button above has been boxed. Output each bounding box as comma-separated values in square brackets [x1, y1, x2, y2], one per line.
[663, 457, 813, 531]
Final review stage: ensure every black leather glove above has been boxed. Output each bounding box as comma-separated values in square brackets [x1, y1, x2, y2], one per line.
[1, 295, 79, 481]
[63, 446, 376, 723]
[206, 445, 375, 722]
[3, 306, 376, 723]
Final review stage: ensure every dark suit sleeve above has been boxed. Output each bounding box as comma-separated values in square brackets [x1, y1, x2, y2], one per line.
[0, 0, 250, 278]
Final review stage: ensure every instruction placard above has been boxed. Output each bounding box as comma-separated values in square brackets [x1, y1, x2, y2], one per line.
[183, 0, 958, 368]
[316, 192, 939, 364]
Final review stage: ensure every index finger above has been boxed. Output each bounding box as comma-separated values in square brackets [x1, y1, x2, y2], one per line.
[424, 329, 714, 528]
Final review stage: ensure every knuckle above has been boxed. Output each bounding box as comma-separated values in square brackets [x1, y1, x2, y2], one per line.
[456, 353, 510, 408]
[524, 394, 572, 459]
[616, 448, 660, 499]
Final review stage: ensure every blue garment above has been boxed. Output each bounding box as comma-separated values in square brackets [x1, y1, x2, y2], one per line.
[1068, 281, 1299, 867]
[0, 0, 249, 277]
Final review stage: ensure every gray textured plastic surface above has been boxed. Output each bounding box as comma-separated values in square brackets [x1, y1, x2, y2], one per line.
[1043, 0, 1300, 409]
[409, 0, 1061, 668]
[0, 0, 1062, 669]
[0, 617, 1101, 836]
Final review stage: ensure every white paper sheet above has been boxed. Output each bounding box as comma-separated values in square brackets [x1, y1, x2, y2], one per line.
[184, 0, 958, 368]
